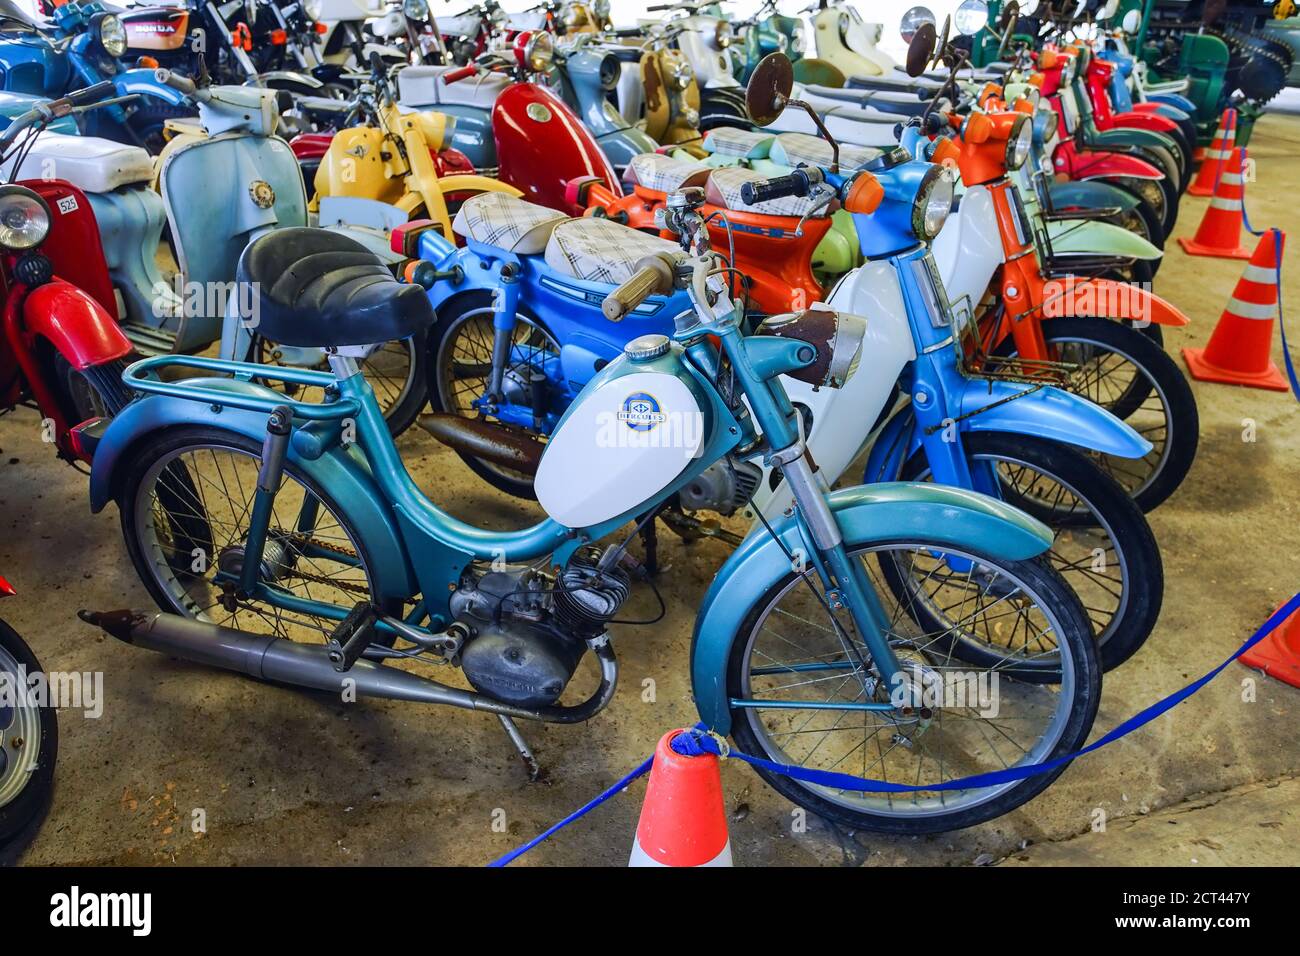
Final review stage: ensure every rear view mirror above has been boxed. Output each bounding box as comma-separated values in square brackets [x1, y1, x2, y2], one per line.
[745, 53, 794, 126]
[906, 21, 938, 77]
[954, 0, 989, 36]
[899, 6, 937, 43]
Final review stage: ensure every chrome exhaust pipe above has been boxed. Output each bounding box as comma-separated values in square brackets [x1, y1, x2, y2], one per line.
[78, 610, 616, 724]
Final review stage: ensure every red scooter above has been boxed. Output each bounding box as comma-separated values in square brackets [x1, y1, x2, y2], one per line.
[0, 84, 136, 464]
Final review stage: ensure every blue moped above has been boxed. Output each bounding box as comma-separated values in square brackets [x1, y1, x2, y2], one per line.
[81, 220, 1101, 834]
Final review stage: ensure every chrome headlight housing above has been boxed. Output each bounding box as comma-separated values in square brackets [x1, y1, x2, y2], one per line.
[404, 0, 430, 20]
[0, 186, 51, 251]
[758, 306, 868, 389]
[791, 21, 807, 55]
[525, 31, 554, 73]
[714, 20, 733, 49]
[1005, 114, 1033, 170]
[912, 165, 954, 240]
[97, 13, 127, 58]
[670, 59, 693, 90]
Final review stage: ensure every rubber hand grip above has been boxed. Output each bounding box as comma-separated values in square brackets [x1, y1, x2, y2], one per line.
[740, 173, 804, 206]
[67, 80, 116, 107]
[602, 263, 666, 322]
[443, 64, 479, 84]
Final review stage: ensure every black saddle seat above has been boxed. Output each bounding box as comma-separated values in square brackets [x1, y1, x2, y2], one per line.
[237, 228, 433, 348]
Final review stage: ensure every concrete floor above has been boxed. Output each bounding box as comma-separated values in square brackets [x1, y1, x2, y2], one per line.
[5, 113, 1300, 868]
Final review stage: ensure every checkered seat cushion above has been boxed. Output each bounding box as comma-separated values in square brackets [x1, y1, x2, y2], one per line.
[452, 192, 570, 255]
[771, 132, 882, 171]
[704, 166, 830, 219]
[544, 218, 681, 286]
[702, 127, 776, 160]
[625, 153, 711, 194]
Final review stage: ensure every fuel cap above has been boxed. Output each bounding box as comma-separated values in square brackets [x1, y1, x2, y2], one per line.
[624, 334, 671, 362]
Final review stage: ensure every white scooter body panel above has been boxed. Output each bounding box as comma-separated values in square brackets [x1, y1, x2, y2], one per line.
[536, 370, 705, 529]
[751, 263, 916, 519]
[675, 16, 739, 89]
[931, 184, 1003, 321]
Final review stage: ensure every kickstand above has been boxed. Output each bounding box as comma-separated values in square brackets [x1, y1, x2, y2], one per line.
[640, 513, 660, 577]
[497, 714, 542, 782]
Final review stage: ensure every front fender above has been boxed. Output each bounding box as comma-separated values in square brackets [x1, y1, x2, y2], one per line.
[89, 380, 418, 602]
[1110, 111, 1177, 134]
[112, 69, 190, 108]
[1044, 218, 1161, 259]
[1047, 179, 1138, 212]
[258, 70, 324, 91]
[690, 482, 1053, 733]
[23, 280, 131, 370]
[1042, 275, 1188, 326]
[961, 380, 1151, 458]
[1069, 150, 1163, 181]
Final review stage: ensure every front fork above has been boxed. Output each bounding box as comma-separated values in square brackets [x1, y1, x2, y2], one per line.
[487, 264, 521, 403]
[238, 405, 294, 594]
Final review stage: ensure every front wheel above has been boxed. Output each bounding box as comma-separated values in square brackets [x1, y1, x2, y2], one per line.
[1001, 316, 1200, 514]
[725, 542, 1100, 834]
[0, 618, 57, 854]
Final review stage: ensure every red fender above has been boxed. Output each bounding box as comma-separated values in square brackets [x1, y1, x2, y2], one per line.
[1054, 142, 1163, 180]
[1040, 276, 1189, 327]
[289, 132, 333, 161]
[1108, 111, 1179, 135]
[22, 280, 132, 370]
[1130, 103, 1166, 115]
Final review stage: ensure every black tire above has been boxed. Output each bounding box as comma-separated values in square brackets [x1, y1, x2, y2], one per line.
[726, 546, 1100, 834]
[1108, 176, 1175, 238]
[0, 618, 57, 854]
[1001, 316, 1199, 513]
[117, 427, 399, 645]
[425, 291, 550, 500]
[900, 432, 1163, 672]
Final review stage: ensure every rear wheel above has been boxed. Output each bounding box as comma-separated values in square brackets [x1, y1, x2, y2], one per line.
[0, 619, 57, 855]
[725, 542, 1099, 833]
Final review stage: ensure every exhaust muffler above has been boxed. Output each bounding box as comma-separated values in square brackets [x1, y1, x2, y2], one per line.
[78, 609, 615, 723]
[417, 413, 543, 474]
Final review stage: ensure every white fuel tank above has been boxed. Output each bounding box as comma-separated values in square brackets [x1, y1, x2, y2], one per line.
[535, 356, 707, 530]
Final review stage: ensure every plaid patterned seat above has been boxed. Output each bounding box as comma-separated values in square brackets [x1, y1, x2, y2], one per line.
[625, 153, 711, 194]
[702, 127, 776, 160]
[452, 192, 570, 255]
[544, 218, 681, 286]
[771, 133, 882, 171]
[704, 166, 830, 219]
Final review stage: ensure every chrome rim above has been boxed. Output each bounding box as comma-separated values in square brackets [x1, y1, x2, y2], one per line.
[737, 544, 1078, 819]
[0, 641, 42, 810]
[260, 338, 418, 422]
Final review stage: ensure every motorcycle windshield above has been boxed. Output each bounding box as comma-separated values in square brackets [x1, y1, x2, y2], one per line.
[0, 0, 40, 32]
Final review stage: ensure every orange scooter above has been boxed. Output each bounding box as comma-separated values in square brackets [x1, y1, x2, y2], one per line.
[931, 104, 1198, 513]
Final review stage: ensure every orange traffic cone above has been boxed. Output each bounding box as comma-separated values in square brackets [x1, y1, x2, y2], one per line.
[628, 730, 733, 867]
[1240, 602, 1300, 688]
[1188, 109, 1237, 197]
[1182, 229, 1290, 391]
[1179, 147, 1253, 259]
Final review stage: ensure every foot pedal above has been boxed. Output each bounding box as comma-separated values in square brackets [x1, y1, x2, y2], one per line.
[326, 602, 379, 672]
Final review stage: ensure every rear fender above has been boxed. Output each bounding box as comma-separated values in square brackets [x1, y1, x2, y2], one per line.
[112, 68, 190, 107]
[88, 380, 418, 602]
[1041, 275, 1188, 326]
[690, 482, 1053, 733]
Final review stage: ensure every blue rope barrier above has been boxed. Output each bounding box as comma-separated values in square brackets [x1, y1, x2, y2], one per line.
[489, 592, 1300, 865]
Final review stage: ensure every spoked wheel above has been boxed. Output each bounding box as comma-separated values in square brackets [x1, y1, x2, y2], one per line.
[725, 543, 1099, 833]
[426, 293, 556, 499]
[1109, 175, 1175, 236]
[900, 432, 1163, 671]
[0, 619, 57, 854]
[998, 316, 1199, 513]
[254, 332, 428, 437]
[117, 428, 398, 645]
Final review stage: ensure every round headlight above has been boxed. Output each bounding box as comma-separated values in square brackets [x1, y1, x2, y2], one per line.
[758, 307, 867, 389]
[791, 22, 807, 55]
[714, 20, 733, 49]
[303, 0, 323, 20]
[0, 186, 51, 251]
[670, 59, 693, 91]
[525, 31, 554, 73]
[913, 165, 954, 240]
[1005, 114, 1033, 170]
[404, 0, 429, 20]
[98, 14, 127, 58]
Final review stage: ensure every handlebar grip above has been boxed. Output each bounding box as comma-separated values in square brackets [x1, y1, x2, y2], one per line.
[369, 50, 386, 74]
[443, 64, 479, 84]
[66, 80, 117, 107]
[154, 69, 196, 96]
[739, 171, 810, 206]
[601, 256, 674, 322]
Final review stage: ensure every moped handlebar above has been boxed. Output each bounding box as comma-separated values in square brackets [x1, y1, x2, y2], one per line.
[67, 80, 117, 107]
[739, 167, 819, 206]
[601, 253, 677, 321]
[443, 64, 480, 84]
[154, 69, 198, 97]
